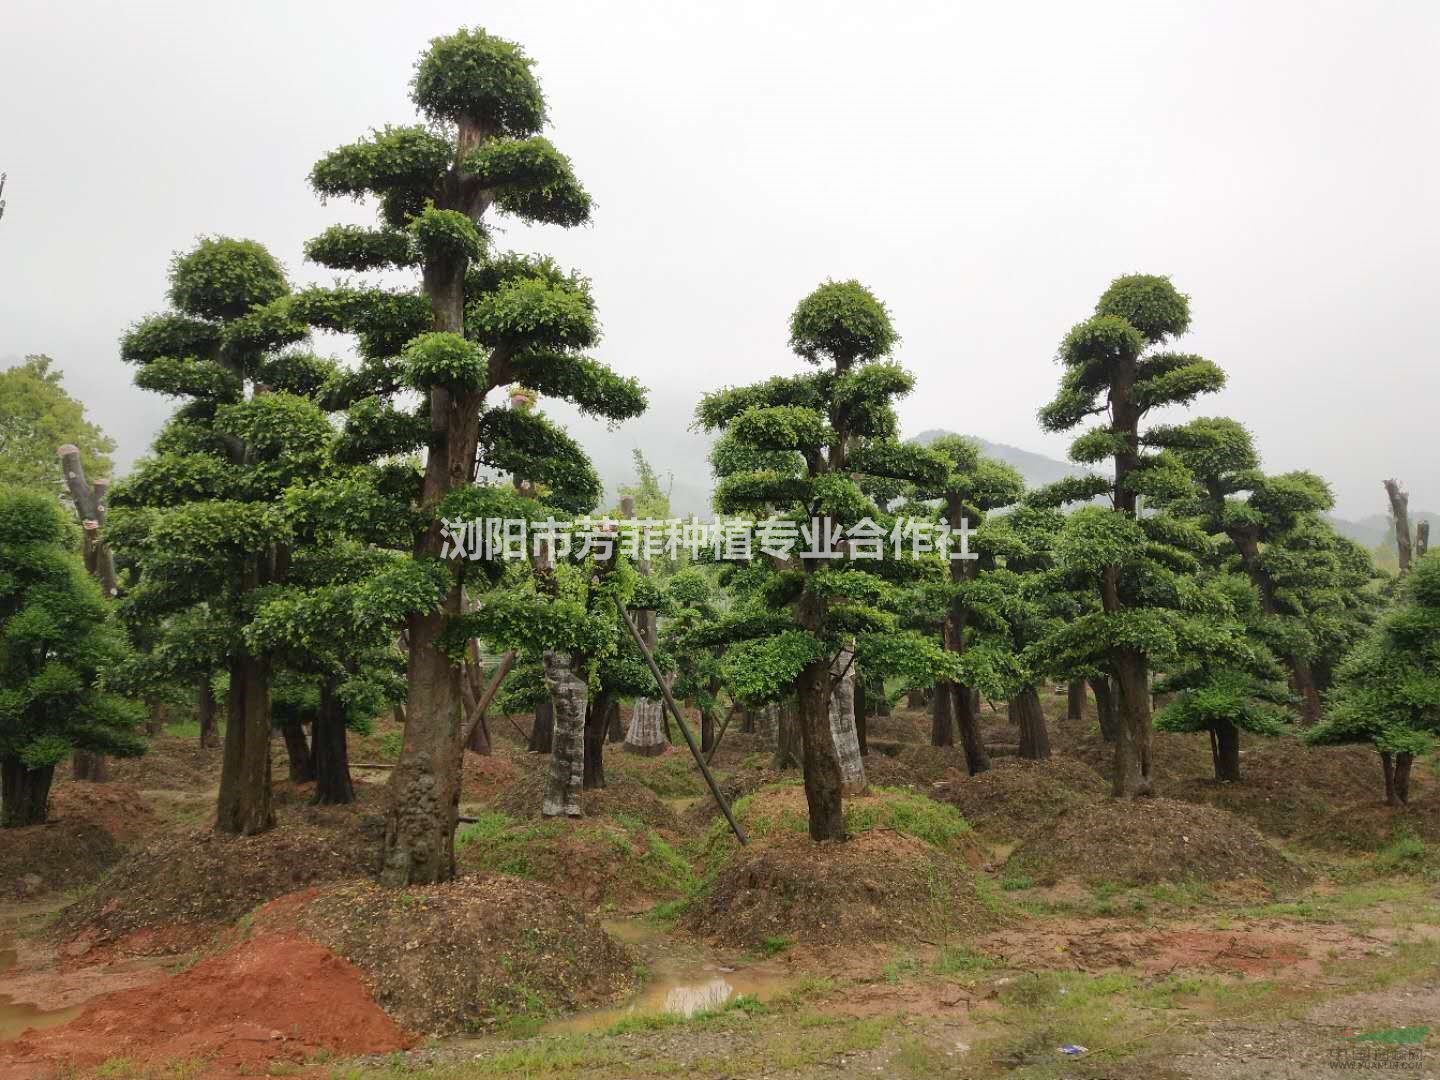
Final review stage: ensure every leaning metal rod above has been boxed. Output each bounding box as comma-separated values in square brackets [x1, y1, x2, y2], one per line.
[617, 606, 748, 845]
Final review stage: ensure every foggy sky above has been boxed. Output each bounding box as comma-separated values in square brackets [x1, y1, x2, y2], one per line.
[2, 0, 1435, 519]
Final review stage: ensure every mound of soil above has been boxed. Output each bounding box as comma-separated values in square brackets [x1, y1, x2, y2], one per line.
[0, 783, 157, 901]
[105, 736, 222, 791]
[857, 753, 927, 789]
[685, 829, 990, 949]
[1295, 794, 1440, 852]
[681, 768, 787, 830]
[0, 932, 410, 1076]
[1167, 742, 1403, 841]
[272, 875, 637, 1035]
[935, 757, 1107, 841]
[1006, 798, 1310, 891]
[895, 743, 972, 784]
[462, 750, 525, 803]
[55, 793, 383, 945]
[490, 771, 679, 830]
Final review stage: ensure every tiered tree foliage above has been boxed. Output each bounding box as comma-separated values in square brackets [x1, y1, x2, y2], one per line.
[1036, 274, 1227, 796]
[910, 436, 1025, 770]
[696, 280, 953, 839]
[109, 237, 326, 835]
[1306, 551, 1440, 805]
[1, 488, 143, 826]
[292, 27, 645, 882]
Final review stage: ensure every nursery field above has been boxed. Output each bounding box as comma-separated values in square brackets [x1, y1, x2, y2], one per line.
[3, 696, 1437, 1079]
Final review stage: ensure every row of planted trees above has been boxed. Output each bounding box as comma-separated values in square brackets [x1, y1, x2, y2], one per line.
[6, 25, 1434, 863]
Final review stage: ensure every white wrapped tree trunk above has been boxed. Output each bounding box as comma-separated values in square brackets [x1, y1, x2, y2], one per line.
[829, 646, 867, 795]
[624, 697, 667, 756]
[542, 651, 587, 817]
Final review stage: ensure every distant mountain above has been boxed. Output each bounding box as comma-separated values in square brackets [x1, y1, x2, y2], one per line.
[910, 429, 1096, 489]
[1326, 511, 1440, 552]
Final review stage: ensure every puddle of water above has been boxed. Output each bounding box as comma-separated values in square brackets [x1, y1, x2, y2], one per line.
[0, 904, 84, 1041]
[542, 919, 795, 1034]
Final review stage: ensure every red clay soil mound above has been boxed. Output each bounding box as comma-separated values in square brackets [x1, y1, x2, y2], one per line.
[0, 784, 156, 901]
[1007, 797, 1310, 891]
[54, 792, 383, 945]
[935, 757, 1107, 841]
[490, 770, 679, 830]
[269, 875, 638, 1035]
[0, 932, 411, 1077]
[461, 750, 526, 804]
[685, 828, 992, 949]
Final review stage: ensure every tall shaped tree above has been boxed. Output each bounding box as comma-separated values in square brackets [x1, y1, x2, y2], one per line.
[110, 237, 322, 835]
[1, 488, 143, 826]
[697, 280, 950, 839]
[1036, 274, 1226, 796]
[1306, 552, 1440, 804]
[295, 27, 644, 882]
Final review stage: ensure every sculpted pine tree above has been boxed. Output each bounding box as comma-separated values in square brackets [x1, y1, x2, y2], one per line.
[1036, 275, 1226, 796]
[110, 237, 326, 835]
[1, 489, 144, 826]
[697, 281, 951, 839]
[294, 28, 644, 881]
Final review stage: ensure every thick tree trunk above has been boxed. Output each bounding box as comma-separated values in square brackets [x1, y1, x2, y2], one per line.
[1090, 676, 1119, 743]
[907, 687, 930, 709]
[1417, 520, 1430, 560]
[1013, 688, 1051, 761]
[1111, 647, 1154, 797]
[381, 603, 463, 884]
[700, 706, 715, 754]
[624, 698, 668, 755]
[1381, 751, 1398, 807]
[311, 680, 354, 805]
[1212, 720, 1241, 782]
[931, 680, 955, 746]
[528, 701, 554, 754]
[198, 680, 219, 749]
[828, 647, 866, 795]
[954, 685, 991, 775]
[1067, 679, 1086, 722]
[1289, 658, 1323, 726]
[1394, 751, 1413, 805]
[1, 759, 55, 827]
[72, 751, 108, 782]
[583, 692, 611, 789]
[774, 701, 801, 769]
[216, 651, 274, 835]
[542, 651, 586, 817]
[606, 697, 625, 742]
[281, 720, 314, 783]
[796, 656, 845, 841]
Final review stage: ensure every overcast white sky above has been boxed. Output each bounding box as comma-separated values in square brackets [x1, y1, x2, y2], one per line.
[2, 0, 1435, 518]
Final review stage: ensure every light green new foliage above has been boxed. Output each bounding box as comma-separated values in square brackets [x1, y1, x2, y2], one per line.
[0, 355, 115, 498]
[0, 488, 144, 826]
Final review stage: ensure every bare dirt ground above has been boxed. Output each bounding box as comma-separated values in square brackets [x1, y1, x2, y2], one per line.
[2, 699, 1438, 1078]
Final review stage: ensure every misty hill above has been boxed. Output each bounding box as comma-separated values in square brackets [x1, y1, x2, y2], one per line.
[1326, 511, 1440, 551]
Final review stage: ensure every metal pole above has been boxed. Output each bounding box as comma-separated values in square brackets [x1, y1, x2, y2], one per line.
[618, 606, 747, 845]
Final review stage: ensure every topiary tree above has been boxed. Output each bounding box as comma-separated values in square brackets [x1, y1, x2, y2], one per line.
[696, 280, 952, 839]
[1305, 551, 1440, 805]
[292, 27, 645, 882]
[109, 235, 333, 835]
[1035, 274, 1226, 796]
[910, 436, 1025, 770]
[1, 488, 144, 826]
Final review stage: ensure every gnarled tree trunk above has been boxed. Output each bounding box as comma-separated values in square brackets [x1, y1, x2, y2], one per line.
[583, 691, 613, 789]
[1013, 687, 1051, 761]
[281, 719, 314, 783]
[542, 651, 587, 817]
[1384, 478, 1413, 575]
[1090, 676, 1119, 743]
